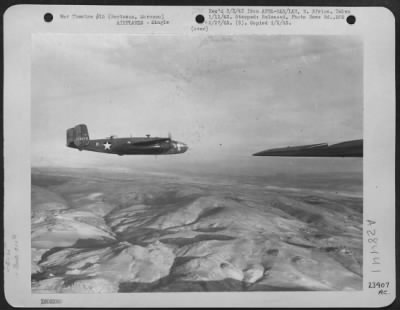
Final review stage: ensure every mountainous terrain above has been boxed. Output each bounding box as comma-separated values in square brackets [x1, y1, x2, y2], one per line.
[31, 167, 362, 293]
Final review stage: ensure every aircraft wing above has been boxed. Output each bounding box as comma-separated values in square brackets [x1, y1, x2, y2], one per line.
[131, 138, 170, 146]
[253, 139, 363, 157]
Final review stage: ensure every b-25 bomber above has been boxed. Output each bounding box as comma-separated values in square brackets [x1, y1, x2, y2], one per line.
[67, 124, 188, 156]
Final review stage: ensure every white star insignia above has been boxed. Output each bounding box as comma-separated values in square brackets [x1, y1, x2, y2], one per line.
[103, 141, 112, 150]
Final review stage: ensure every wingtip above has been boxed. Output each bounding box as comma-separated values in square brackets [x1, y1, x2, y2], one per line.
[252, 152, 265, 156]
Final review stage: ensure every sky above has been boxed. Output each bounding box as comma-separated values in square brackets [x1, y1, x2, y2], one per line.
[31, 34, 363, 177]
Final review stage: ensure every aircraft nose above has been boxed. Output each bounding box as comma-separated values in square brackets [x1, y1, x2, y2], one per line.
[177, 142, 188, 153]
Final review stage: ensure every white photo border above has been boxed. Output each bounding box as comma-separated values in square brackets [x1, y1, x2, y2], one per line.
[3, 5, 396, 307]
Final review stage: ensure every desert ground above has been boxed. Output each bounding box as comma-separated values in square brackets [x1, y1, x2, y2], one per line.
[31, 167, 362, 293]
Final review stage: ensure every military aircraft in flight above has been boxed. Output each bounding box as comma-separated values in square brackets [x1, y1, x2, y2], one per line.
[253, 139, 363, 157]
[66, 124, 188, 155]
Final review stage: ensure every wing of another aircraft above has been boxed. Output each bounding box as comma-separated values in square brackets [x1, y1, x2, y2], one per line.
[253, 139, 363, 157]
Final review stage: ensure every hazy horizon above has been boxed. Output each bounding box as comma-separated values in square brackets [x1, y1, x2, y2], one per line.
[32, 34, 363, 176]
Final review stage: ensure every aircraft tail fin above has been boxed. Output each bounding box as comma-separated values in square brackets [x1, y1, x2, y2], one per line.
[66, 124, 90, 148]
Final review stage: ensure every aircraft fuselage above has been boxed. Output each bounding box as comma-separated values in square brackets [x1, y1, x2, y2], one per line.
[68, 137, 188, 155]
